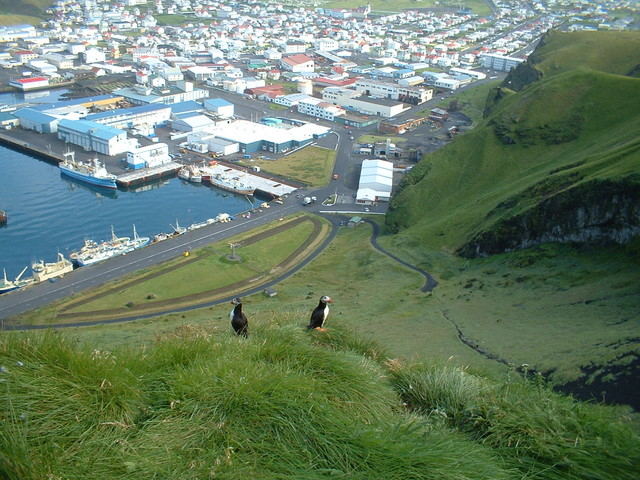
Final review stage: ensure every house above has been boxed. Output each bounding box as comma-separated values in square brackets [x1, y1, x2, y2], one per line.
[297, 97, 346, 121]
[280, 54, 315, 73]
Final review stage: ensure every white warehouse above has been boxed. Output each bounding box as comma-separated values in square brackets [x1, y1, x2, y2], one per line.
[356, 159, 394, 204]
[126, 143, 170, 170]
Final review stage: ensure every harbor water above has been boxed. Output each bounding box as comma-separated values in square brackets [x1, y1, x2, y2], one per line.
[0, 87, 259, 278]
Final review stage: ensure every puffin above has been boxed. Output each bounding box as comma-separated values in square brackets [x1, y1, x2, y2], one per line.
[308, 295, 332, 331]
[230, 297, 248, 337]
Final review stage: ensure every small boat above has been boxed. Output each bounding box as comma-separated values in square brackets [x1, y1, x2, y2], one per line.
[170, 220, 186, 235]
[31, 253, 74, 283]
[207, 172, 255, 196]
[153, 232, 169, 243]
[0, 266, 33, 294]
[188, 218, 216, 231]
[127, 224, 150, 250]
[0, 210, 6, 225]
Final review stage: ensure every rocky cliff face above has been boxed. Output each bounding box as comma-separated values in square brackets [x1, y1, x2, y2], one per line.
[457, 179, 640, 258]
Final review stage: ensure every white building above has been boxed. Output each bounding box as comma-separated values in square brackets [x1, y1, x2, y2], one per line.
[314, 38, 339, 51]
[273, 93, 312, 108]
[44, 53, 74, 69]
[126, 143, 170, 169]
[297, 97, 346, 121]
[356, 159, 394, 204]
[27, 60, 57, 75]
[83, 48, 106, 64]
[85, 103, 171, 129]
[187, 132, 239, 156]
[354, 79, 432, 105]
[204, 98, 234, 118]
[450, 67, 487, 80]
[481, 53, 524, 72]
[57, 119, 137, 156]
[280, 54, 315, 73]
[172, 114, 216, 132]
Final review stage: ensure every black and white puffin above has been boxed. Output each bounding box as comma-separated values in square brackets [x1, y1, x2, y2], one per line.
[230, 297, 248, 337]
[308, 295, 332, 331]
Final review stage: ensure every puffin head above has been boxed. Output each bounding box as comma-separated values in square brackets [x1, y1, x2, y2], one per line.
[320, 295, 332, 304]
[231, 297, 242, 305]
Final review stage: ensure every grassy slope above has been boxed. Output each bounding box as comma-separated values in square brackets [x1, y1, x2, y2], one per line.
[1, 325, 638, 479]
[0, 0, 49, 20]
[530, 31, 640, 78]
[386, 31, 640, 251]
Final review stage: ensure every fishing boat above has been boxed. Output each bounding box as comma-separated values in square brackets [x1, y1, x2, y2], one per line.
[126, 224, 150, 250]
[0, 210, 6, 225]
[71, 226, 131, 267]
[207, 172, 255, 196]
[0, 266, 33, 294]
[31, 253, 74, 283]
[178, 165, 202, 183]
[59, 157, 117, 190]
[170, 220, 186, 235]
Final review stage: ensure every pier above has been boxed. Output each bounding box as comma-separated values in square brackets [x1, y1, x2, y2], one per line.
[0, 131, 63, 165]
[116, 162, 182, 188]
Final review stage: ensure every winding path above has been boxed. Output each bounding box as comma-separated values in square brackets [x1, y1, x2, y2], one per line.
[363, 218, 438, 292]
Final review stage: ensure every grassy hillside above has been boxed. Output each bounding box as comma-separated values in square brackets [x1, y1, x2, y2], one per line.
[386, 32, 640, 255]
[1, 326, 638, 479]
[0, 0, 49, 19]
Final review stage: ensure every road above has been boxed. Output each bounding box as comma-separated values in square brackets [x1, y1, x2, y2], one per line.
[0, 83, 475, 324]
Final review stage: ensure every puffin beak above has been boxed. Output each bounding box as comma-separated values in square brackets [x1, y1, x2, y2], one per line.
[327, 298, 333, 303]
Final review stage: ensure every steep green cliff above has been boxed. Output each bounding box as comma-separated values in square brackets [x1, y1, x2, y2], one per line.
[386, 31, 640, 257]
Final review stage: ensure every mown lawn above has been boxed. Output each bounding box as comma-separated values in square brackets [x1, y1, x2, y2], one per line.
[239, 145, 336, 187]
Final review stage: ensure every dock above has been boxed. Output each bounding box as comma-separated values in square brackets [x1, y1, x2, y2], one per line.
[0, 131, 63, 165]
[202, 163, 297, 198]
[116, 162, 182, 188]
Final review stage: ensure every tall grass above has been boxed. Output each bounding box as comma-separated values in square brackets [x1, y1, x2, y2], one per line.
[1, 322, 638, 479]
[388, 361, 640, 480]
[0, 324, 513, 479]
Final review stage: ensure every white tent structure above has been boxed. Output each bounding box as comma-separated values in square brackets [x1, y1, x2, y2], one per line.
[356, 159, 393, 204]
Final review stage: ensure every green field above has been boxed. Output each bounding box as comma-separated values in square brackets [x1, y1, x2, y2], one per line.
[154, 14, 192, 26]
[357, 134, 406, 144]
[240, 145, 336, 187]
[323, 0, 492, 16]
[11, 215, 330, 326]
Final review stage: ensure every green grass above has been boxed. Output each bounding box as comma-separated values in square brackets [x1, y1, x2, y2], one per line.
[530, 31, 640, 78]
[0, 14, 41, 25]
[387, 68, 640, 252]
[268, 103, 288, 111]
[240, 146, 336, 187]
[155, 14, 192, 26]
[357, 134, 406, 144]
[10, 215, 329, 326]
[66, 219, 315, 313]
[323, 0, 491, 15]
[437, 79, 502, 125]
[2, 322, 638, 479]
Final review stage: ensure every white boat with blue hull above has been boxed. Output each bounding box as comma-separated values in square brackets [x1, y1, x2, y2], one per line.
[1, 266, 33, 294]
[59, 157, 117, 190]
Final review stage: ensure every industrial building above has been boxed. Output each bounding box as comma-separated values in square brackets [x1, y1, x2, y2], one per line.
[204, 98, 234, 118]
[86, 103, 171, 129]
[113, 82, 208, 105]
[186, 132, 240, 156]
[356, 159, 394, 204]
[9, 77, 49, 91]
[13, 108, 59, 133]
[199, 119, 330, 154]
[126, 143, 170, 169]
[57, 119, 137, 156]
